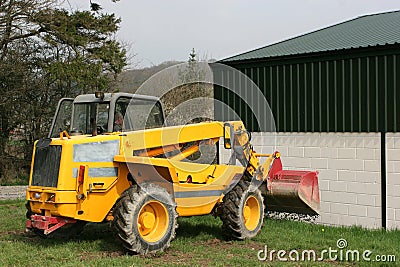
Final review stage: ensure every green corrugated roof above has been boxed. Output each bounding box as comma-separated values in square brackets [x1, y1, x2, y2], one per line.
[222, 10, 400, 62]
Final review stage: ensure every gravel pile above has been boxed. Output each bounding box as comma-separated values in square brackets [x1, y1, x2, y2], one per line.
[266, 211, 319, 223]
[0, 186, 27, 200]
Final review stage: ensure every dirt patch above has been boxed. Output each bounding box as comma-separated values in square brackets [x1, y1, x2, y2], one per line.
[0, 230, 25, 238]
[149, 250, 196, 266]
[79, 251, 124, 261]
[201, 238, 259, 251]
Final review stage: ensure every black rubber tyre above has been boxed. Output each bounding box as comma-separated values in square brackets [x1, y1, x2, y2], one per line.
[112, 183, 178, 254]
[25, 201, 33, 219]
[219, 180, 264, 240]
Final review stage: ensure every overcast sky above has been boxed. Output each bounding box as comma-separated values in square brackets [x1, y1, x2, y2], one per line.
[65, 0, 400, 68]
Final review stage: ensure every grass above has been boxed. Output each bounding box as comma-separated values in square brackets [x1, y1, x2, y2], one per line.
[1, 199, 399, 266]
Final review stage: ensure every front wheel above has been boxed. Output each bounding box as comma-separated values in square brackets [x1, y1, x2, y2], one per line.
[219, 180, 264, 239]
[112, 184, 178, 254]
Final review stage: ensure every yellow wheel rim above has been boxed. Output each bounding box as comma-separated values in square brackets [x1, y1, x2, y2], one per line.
[243, 195, 261, 231]
[137, 200, 169, 242]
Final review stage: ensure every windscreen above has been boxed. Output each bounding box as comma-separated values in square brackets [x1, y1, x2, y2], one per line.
[71, 102, 109, 134]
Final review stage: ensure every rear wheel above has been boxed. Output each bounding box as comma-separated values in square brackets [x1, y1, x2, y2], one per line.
[112, 184, 178, 254]
[219, 180, 264, 239]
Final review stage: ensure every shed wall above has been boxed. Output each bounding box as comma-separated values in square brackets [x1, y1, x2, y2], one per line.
[215, 48, 400, 133]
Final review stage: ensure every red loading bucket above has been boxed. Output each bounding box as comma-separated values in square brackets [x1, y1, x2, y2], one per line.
[265, 169, 320, 215]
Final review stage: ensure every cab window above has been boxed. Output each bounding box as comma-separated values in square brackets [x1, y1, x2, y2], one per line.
[114, 97, 163, 132]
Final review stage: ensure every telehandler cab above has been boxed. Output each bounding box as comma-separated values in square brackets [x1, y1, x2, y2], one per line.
[26, 92, 320, 254]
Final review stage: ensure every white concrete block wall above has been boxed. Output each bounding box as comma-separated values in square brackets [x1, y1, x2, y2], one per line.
[276, 133, 381, 228]
[219, 132, 384, 229]
[386, 133, 400, 229]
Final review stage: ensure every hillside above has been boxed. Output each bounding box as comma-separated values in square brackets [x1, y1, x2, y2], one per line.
[112, 61, 183, 93]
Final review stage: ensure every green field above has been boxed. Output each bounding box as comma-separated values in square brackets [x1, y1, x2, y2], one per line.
[1, 199, 399, 266]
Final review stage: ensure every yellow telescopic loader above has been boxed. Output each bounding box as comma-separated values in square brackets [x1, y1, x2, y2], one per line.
[26, 92, 320, 254]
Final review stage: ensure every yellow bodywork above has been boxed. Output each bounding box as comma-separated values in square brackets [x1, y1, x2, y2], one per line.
[27, 121, 266, 222]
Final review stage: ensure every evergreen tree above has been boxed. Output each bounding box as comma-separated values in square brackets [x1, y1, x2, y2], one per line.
[0, 0, 127, 183]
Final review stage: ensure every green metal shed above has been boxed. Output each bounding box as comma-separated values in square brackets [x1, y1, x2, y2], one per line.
[214, 10, 400, 133]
